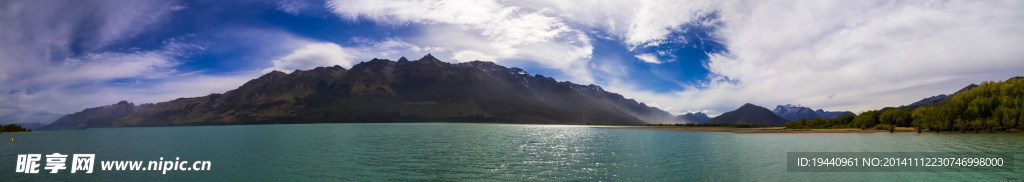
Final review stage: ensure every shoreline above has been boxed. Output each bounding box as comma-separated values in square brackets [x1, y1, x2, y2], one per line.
[598, 126, 925, 133]
[29, 122, 1022, 134]
[0, 131, 33, 134]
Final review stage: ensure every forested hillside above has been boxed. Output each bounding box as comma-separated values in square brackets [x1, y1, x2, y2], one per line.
[787, 77, 1024, 133]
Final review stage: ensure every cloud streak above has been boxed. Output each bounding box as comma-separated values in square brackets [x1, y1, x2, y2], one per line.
[0, 0, 188, 123]
[634, 54, 662, 64]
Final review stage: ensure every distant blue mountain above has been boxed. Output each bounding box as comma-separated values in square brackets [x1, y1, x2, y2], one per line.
[676, 112, 711, 123]
[772, 104, 854, 121]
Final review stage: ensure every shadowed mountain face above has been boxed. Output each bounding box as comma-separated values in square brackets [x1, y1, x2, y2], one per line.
[45, 55, 678, 130]
[772, 104, 854, 121]
[676, 112, 711, 123]
[40, 101, 153, 130]
[709, 103, 789, 126]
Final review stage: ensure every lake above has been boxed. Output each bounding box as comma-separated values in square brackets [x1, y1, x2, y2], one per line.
[1, 123, 1021, 181]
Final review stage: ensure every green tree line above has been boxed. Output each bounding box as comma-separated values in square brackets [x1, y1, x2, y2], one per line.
[787, 77, 1024, 133]
[0, 123, 31, 133]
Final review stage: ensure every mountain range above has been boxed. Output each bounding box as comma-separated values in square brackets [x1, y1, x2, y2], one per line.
[43, 55, 699, 130]
[900, 83, 978, 109]
[771, 104, 855, 121]
[41, 101, 152, 130]
[49, 54, 928, 129]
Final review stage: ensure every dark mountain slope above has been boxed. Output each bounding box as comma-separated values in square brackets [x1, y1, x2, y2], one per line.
[50, 54, 670, 129]
[709, 103, 789, 126]
[40, 101, 152, 130]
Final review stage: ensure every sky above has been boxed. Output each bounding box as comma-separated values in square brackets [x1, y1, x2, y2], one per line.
[1, 0, 1023, 124]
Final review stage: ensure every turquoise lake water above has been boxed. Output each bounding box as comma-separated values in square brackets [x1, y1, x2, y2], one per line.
[1, 123, 1022, 181]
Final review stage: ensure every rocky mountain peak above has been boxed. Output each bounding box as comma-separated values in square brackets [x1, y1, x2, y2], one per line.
[418, 53, 442, 63]
[509, 67, 528, 75]
[263, 70, 288, 78]
[459, 61, 507, 73]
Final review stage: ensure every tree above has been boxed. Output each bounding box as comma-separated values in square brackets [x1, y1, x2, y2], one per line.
[853, 110, 880, 129]
[955, 119, 969, 133]
[1, 124, 27, 132]
[808, 117, 824, 128]
[912, 107, 932, 133]
[985, 118, 999, 133]
[970, 119, 983, 133]
[838, 114, 855, 127]
[880, 108, 910, 132]
[835, 76, 1019, 131]
[997, 106, 1019, 132]
[787, 118, 807, 129]
[938, 107, 958, 131]
[1015, 107, 1024, 129]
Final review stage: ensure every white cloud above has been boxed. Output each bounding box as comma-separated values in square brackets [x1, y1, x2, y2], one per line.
[452, 50, 496, 62]
[715, 1, 1023, 113]
[0, 0, 176, 82]
[0, 0, 1015, 124]
[328, 0, 510, 25]
[0, 0, 183, 123]
[634, 54, 662, 64]
[324, 0, 1024, 116]
[326, 0, 596, 83]
[624, 0, 720, 47]
[598, 0, 1024, 115]
[3, 71, 257, 123]
[125, 73, 257, 103]
[0, 48, 208, 123]
[482, 0, 1024, 116]
[263, 42, 354, 73]
[345, 37, 448, 61]
[510, 0, 721, 48]
[41, 52, 176, 84]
